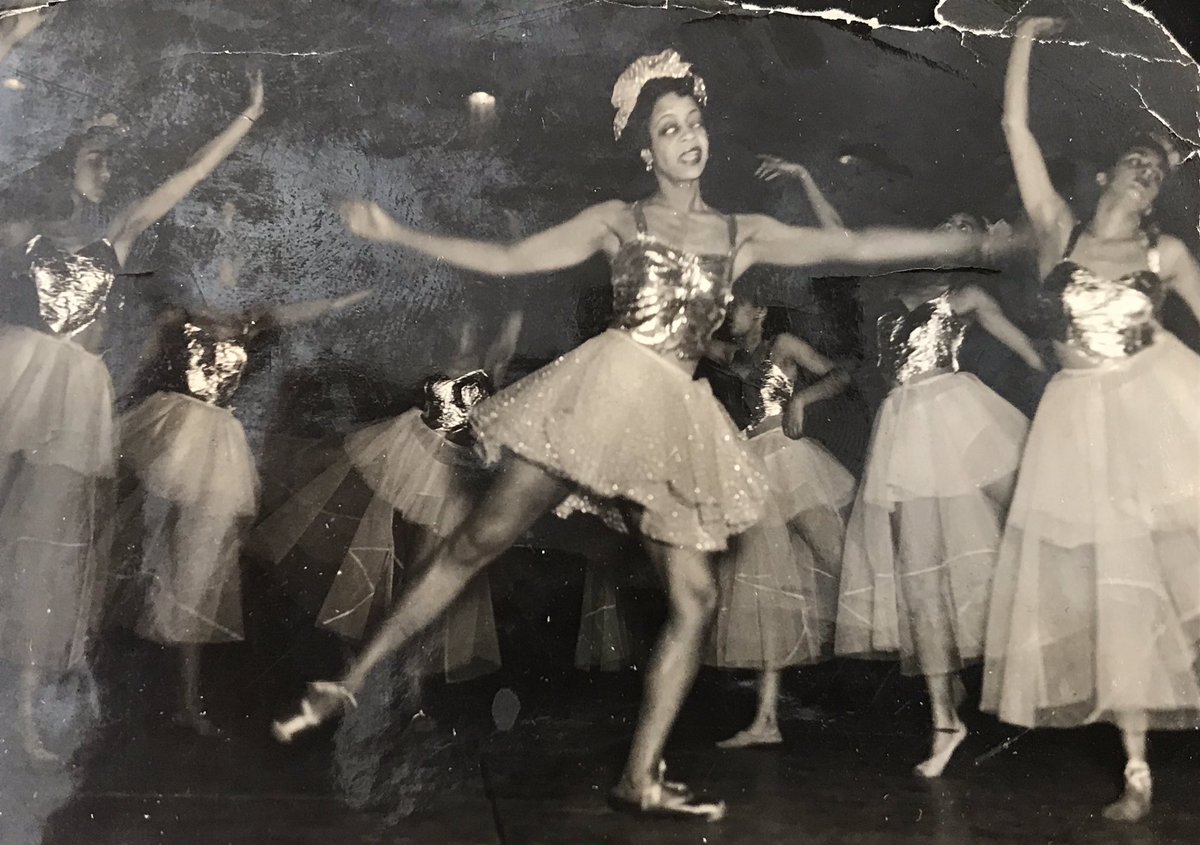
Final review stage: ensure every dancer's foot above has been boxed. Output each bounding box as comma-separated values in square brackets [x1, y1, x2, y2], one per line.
[272, 681, 358, 743]
[608, 778, 726, 821]
[174, 709, 222, 738]
[716, 723, 783, 749]
[657, 760, 694, 802]
[1102, 762, 1152, 823]
[914, 724, 967, 778]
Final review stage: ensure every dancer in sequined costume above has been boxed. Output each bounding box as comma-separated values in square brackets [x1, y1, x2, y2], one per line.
[981, 18, 1200, 823]
[252, 309, 520, 684]
[272, 50, 993, 819]
[116, 290, 366, 735]
[705, 297, 855, 749]
[835, 212, 1043, 778]
[0, 70, 263, 762]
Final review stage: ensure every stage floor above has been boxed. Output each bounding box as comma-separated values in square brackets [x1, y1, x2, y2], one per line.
[14, 642, 1200, 845]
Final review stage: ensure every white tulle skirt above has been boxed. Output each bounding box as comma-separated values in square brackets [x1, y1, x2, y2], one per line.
[836, 372, 1029, 676]
[983, 334, 1200, 729]
[707, 430, 854, 670]
[0, 327, 114, 670]
[119, 392, 256, 643]
[251, 410, 500, 681]
[473, 330, 768, 552]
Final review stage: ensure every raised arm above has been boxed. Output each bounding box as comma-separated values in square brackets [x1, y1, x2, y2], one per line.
[107, 71, 264, 267]
[266, 289, 370, 329]
[341, 198, 622, 278]
[756, 156, 846, 229]
[771, 333, 851, 439]
[951, 285, 1045, 371]
[0, 8, 44, 65]
[1004, 18, 1074, 274]
[738, 214, 989, 278]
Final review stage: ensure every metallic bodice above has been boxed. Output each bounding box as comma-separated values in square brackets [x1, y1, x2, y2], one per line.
[422, 369, 494, 434]
[878, 290, 966, 386]
[610, 204, 737, 361]
[182, 321, 250, 407]
[746, 360, 793, 429]
[26, 235, 118, 338]
[1042, 261, 1164, 361]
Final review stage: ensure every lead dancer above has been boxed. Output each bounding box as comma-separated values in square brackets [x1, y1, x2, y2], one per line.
[983, 18, 1200, 823]
[272, 50, 992, 819]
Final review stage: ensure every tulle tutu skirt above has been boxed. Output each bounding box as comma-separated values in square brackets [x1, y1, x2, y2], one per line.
[119, 392, 256, 643]
[982, 334, 1200, 728]
[473, 330, 768, 552]
[0, 327, 114, 670]
[836, 372, 1029, 676]
[250, 410, 500, 680]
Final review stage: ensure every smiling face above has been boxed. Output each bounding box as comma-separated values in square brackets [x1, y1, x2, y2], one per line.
[1099, 145, 1168, 214]
[643, 92, 708, 182]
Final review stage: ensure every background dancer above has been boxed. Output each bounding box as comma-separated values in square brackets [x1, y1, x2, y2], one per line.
[272, 49, 996, 819]
[115, 287, 368, 735]
[982, 17, 1200, 823]
[0, 68, 263, 761]
[835, 211, 1043, 778]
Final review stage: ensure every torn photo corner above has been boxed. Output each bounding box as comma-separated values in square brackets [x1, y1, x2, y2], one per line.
[1, 1, 1198, 843]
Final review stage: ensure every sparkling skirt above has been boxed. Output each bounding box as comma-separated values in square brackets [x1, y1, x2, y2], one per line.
[472, 329, 768, 552]
[836, 372, 1029, 676]
[982, 334, 1200, 729]
[250, 410, 500, 680]
[707, 430, 853, 670]
[118, 393, 255, 643]
[0, 327, 114, 670]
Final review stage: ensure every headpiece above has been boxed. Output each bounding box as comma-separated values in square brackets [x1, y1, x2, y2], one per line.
[611, 49, 707, 141]
[1128, 130, 1183, 170]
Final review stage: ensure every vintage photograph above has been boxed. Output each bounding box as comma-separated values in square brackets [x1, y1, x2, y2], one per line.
[0, 0, 1198, 841]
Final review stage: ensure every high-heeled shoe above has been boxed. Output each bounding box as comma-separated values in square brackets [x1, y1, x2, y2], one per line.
[271, 681, 358, 743]
[1103, 761, 1152, 822]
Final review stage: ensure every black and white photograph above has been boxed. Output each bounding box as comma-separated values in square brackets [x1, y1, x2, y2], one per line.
[1, 0, 1199, 841]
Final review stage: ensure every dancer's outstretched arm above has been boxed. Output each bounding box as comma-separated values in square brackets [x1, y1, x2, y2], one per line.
[342, 198, 622, 277]
[951, 285, 1044, 371]
[1004, 17, 1074, 275]
[107, 71, 264, 266]
[266, 289, 370, 328]
[756, 156, 846, 229]
[0, 8, 44, 65]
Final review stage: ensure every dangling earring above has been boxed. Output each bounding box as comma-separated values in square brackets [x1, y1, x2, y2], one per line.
[641, 151, 654, 172]
[645, 159, 653, 172]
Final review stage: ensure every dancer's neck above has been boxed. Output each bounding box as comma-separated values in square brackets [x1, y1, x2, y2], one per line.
[648, 177, 706, 215]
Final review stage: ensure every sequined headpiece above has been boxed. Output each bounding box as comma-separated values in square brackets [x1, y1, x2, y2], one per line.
[611, 49, 707, 141]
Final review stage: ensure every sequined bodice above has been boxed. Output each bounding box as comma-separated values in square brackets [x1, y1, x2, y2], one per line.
[26, 235, 118, 338]
[182, 321, 250, 407]
[878, 290, 966, 386]
[746, 360, 793, 429]
[610, 203, 737, 361]
[422, 369, 494, 434]
[1041, 254, 1164, 362]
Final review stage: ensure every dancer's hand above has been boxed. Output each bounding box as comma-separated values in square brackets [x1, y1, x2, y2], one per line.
[756, 155, 808, 183]
[1015, 17, 1065, 40]
[341, 200, 398, 241]
[782, 399, 806, 439]
[244, 69, 265, 120]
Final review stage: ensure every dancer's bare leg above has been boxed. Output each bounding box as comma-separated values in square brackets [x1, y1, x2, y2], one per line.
[914, 672, 966, 778]
[718, 669, 783, 749]
[614, 540, 718, 796]
[19, 666, 60, 763]
[176, 644, 220, 736]
[342, 455, 568, 692]
[1104, 711, 1151, 822]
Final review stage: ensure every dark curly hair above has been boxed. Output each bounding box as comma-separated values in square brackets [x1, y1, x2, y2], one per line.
[620, 75, 703, 153]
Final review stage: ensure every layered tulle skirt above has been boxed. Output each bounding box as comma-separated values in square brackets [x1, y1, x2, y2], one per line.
[982, 334, 1200, 728]
[118, 392, 256, 643]
[251, 409, 500, 681]
[473, 330, 768, 552]
[836, 372, 1029, 676]
[0, 327, 114, 670]
[707, 430, 855, 670]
